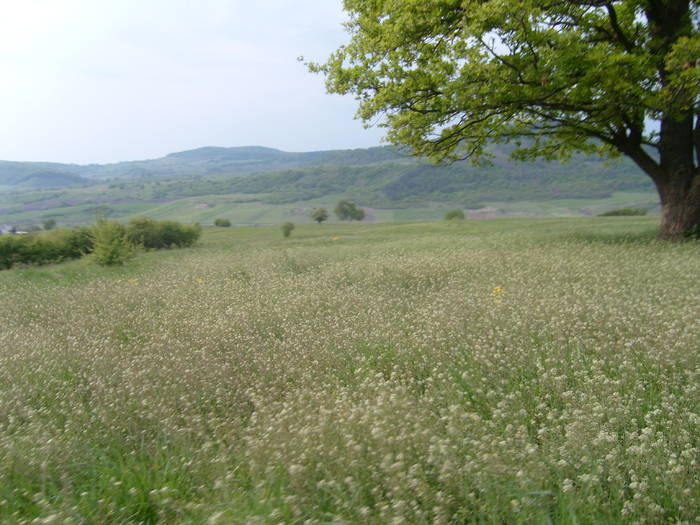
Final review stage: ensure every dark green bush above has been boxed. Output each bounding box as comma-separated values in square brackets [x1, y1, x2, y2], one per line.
[0, 227, 94, 270]
[598, 208, 647, 216]
[0, 235, 23, 270]
[126, 217, 201, 250]
[282, 222, 295, 238]
[0, 217, 200, 270]
[444, 209, 466, 220]
[214, 218, 232, 227]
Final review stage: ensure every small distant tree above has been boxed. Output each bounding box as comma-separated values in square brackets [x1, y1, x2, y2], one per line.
[214, 218, 232, 227]
[335, 200, 365, 221]
[445, 210, 465, 221]
[310, 207, 329, 224]
[282, 222, 295, 238]
[90, 220, 134, 266]
[42, 219, 56, 231]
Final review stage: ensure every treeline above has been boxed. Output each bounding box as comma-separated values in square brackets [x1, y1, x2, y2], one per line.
[0, 217, 200, 270]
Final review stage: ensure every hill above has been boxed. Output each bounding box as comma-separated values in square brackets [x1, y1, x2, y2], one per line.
[0, 146, 410, 188]
[0, 144, 659, 226]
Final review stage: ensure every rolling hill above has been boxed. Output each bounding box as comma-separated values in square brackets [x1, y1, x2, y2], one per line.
[0, 146, 409, 189]
[0, 144, 659, 226]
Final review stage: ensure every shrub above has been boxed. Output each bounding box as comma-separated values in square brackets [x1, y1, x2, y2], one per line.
[0, 227, 94, 270]
[42, 219, 57, 231]
[598, 208, 647, 216]
[90, 221, 134, 266]
[126, 217, 201, 250]
[445, 209, 465, 220]
[0, 218, 200, 270]
[156, 220, 201, 248]
[214, 218, 232, 227]
[0, 235, 23, 270]
[282, 222, 295, 238]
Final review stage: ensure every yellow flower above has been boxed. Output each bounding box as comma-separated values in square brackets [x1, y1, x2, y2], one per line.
[331, 236, 341, 241]
[491, 285, 504, 295]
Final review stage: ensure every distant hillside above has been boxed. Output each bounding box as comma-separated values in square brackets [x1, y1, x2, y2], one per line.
[0, 161, 93, 189]
[142, 154, 654, 208]
[0, 146, 410, 188]
[0, 145, 658, 221]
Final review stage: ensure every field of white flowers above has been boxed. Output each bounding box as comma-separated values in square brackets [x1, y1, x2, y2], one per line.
[0, 218, 698, 524]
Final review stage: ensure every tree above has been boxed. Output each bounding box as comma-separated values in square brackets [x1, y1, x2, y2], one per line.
[335, 200, 365, 221]
[310, 207, 329, 224]
[42, 219, 56, 231]
[313, 1, 700, 239]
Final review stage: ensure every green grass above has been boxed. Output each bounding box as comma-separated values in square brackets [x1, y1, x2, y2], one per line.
[0, 217, 698, 524]
[0, 184, 659, 228]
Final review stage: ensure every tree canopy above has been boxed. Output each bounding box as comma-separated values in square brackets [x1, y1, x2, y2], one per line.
[310, 207, 330, 224]
[335, 200, 365, 221]
[313, 0, 700, 238]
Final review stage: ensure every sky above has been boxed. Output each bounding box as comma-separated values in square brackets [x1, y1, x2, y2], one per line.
[0, 0, 386, 164]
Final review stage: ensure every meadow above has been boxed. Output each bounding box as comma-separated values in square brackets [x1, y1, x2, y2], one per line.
[0, 217, 698, 524]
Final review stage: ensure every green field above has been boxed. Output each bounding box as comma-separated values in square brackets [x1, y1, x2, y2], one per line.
[0, 185, 660, 227]
[1, 217, 698, 524]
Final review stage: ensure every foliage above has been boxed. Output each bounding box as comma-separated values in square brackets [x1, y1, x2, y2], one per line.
[598, 208, 648, 216]
[313, 1, 700, 238]
[214, 218, 232, 227]
[42, 219, 56, 230]
[0, 227, 94, 270]
[281, 222, 295, 238]
[444, 209, 465, 221]
[0, 218, 200, 270]
[335, 200, 365, 221]
[126, 217, 201, 250]
[309, 207, 329, 224]
[90, 221, 134, 266]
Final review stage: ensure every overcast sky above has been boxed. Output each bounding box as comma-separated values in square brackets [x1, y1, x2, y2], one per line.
[0, 0, 385, 164]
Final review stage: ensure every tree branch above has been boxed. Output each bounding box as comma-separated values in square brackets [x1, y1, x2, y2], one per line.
[604, 2, 635, 52]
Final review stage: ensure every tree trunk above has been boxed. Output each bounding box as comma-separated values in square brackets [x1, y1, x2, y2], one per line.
[655, 167, 700, 240]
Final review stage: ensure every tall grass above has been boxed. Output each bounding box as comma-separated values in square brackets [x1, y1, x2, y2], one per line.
[0, 218, 697, 524]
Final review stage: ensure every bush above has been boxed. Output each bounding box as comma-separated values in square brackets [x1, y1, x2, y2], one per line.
[90, 221, 134, 266]
[214, 218, 232, 227]
[0, 218, 201, 270]
[598, 208, 647, 216]
[0, 227, 94, 270]
[126, 217, 201, 250]
[282, 222, 295, 238]
[445, 209, 465, 220]
[0, 235, 23, 270]
[42, 219, 57, 231]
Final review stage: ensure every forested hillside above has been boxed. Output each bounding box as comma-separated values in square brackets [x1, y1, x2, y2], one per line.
[0, 144, 657, 226]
